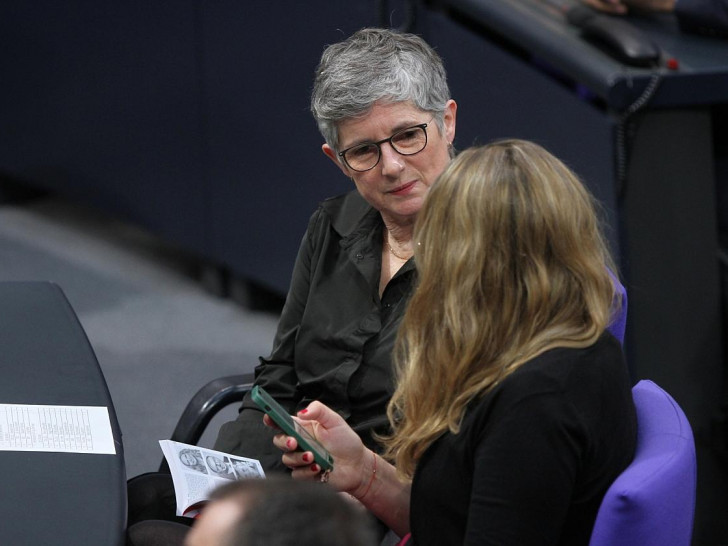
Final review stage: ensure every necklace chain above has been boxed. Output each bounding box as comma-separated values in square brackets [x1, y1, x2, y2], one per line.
[385, 234, 411, 261]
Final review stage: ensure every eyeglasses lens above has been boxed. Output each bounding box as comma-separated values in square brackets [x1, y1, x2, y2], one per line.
[344, 125, 428, 172]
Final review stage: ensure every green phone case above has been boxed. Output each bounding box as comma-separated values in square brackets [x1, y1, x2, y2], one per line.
[251, 385, 334, 472]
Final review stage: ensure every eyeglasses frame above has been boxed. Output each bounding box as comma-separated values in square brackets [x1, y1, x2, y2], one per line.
[337, 122, 430, 172]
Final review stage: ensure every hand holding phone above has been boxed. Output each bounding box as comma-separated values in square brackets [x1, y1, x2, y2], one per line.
[251, 385, 334, 472]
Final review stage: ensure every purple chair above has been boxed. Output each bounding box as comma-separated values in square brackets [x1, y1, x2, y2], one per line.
[589, 380, 697, 546]
[607, 271, 628, 345]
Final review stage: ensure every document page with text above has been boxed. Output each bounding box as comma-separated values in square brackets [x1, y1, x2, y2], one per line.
[0, 404, 116, 454]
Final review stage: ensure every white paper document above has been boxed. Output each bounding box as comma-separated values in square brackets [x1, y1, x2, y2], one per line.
[0, 404, 116, 454]
[160, 440, 265, 517]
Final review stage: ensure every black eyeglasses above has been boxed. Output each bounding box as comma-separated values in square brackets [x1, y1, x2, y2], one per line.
[338, 123, 430, 172]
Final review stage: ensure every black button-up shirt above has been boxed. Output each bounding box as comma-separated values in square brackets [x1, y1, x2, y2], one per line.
[215, 191, 415, 471]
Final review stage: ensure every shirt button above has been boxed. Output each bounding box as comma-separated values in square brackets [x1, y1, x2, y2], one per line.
[356, 253, 363, 261]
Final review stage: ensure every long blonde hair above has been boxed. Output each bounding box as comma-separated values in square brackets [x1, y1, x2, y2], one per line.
[383, 140, 619, 477]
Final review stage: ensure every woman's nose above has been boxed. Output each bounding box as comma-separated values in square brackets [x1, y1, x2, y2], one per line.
[379, 143, 405, 176]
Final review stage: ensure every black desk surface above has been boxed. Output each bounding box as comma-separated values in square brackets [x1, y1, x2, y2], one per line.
[0, 282, 126, 545]
[445, 0, 728, 109]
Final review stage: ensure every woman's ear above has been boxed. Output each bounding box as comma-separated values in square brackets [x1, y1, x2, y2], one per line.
[443, 99, 457, 145]
[322, 144, 351, 177]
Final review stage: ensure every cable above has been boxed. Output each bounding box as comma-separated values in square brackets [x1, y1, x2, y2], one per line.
[615, 72, 663, 200]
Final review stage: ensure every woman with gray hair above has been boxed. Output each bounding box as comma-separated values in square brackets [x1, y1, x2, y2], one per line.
[213, 27, 457, 472]
[127, 27, 457, 545]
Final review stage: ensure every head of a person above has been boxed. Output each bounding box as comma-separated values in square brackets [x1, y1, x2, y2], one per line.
[206, 455, 228, 474]
[185, 478, 377, 546]
[313, 27, 457, 224]
[386, 139, 618, 476]
[179, 449, 201, 468]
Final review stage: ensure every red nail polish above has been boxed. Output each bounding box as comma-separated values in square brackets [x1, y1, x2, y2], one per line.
[286, 438, 293, 449]
[302, 453, 311, 463]
[299, 408, 308, 414]
[311, 464, 320, 473]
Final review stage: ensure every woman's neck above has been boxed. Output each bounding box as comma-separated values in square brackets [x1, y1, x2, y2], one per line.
[379, 216, 414, 297]
[381, 216, 415, 253]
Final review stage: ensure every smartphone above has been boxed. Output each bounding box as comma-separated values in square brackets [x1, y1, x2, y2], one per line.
[251, 385, 334, 472]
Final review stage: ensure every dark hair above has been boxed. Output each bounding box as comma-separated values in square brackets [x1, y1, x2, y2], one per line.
[212, 478, 377, 546]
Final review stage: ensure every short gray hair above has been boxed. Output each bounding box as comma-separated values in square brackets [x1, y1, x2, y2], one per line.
[311, 28, 451, 152]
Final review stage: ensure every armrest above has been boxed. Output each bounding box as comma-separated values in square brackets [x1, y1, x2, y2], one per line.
[159, 373, 254, 472]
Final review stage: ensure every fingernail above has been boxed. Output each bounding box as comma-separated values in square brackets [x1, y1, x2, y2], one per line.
[302, 453, 312, 463]
[298, 409, 308, 414]
[311, 464, 320, 473]
[286, 438, 293, 449]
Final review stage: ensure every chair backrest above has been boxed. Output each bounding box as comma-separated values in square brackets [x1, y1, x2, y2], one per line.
[606, 274, 628, 345]
[589, 380, 697, 546]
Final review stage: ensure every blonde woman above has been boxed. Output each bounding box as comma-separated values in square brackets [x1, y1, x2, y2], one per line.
[274, 140, 637, 546]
